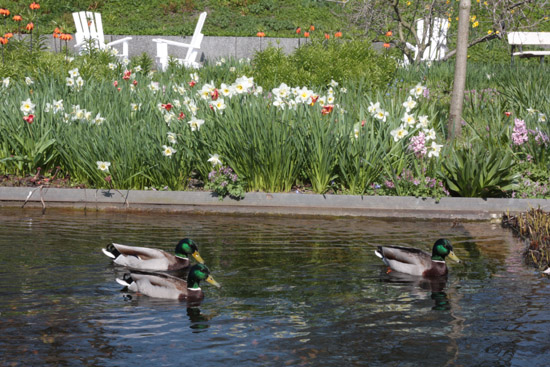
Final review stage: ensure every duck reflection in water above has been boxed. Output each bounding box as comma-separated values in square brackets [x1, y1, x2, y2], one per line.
[382, 271, 451, 311]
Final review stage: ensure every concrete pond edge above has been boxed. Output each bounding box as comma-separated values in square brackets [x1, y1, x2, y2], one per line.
[1, 186, 549, 220]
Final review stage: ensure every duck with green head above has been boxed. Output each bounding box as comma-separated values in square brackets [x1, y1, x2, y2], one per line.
[375, 239, 461, 277]
[116, 264, 221, 302]
[102, 238, 205, 271]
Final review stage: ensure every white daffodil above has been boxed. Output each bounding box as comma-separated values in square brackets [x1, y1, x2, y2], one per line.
[417, 115, 429, 128]
[190, 72, 199, 82]
[272, 83, 290, 99]
[20, 98, 36, 114]
[172, 99, 181, 109]
[134, 65, 142, 73]
[220, 83, 233, 97]
[186, 102, 198, 115]
[390, 125, 408, 142]
[340, 87, 347, 94]
[65, 56, 74, 63]
[2, 77, 10, 88]
[539, 113, 547, 123]
[229, 66, 236, 72]
[66, 77, 75, 87]
[164, 112, 176, 125]
[402, 96, 417, 112]
[93, 113, 105, 125]
[367, 101, 381, 115]
[188, 117, 205, 131]
[167, 132, 177, 144]
[526, 107, 537, 116]
[295, 87, 313, 104]
[401, 112, 416, 126]
[108, 63, 116, 70]
[272, 98, 286, 110]
[327, 94, 335, 104]
[75, 76, 84, 89]
[96, 161, 111, 171]
[423, 128, 437, 141]
[427, 141, 443, 158]
[149, 81, 160, 93]
[130, 103, 141, 111]
[208, 153, 222, 166]
[374, 109, 389, 122]
[53, 99, 64, 113]
[254, 86, 263, 96]
[68, 68, 80, 77]
[25, 77, 33, 85]
[162, 145, 176, 157]
[410, 83, 426, 98]
[211, 98, 226, 111]
[329, 79, 339, 87]
[353, 125, 360, 139]
[84, 111, 93, 122]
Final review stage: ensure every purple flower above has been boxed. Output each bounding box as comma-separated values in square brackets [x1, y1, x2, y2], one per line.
[512, 118, 528, 146]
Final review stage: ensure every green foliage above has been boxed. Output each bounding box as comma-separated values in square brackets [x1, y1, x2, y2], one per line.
[252, 39, 397, 89]
[440, 141, 519, 198]
[205, 165, 246, 200]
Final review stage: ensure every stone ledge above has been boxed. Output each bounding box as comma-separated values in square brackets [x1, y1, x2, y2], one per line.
[1, 187, 547, 220]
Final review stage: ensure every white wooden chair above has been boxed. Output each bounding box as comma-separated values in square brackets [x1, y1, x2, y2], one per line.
[152, 12, 207, 71]
[404, 17, 449, 65]
[72, 11, 132, 58]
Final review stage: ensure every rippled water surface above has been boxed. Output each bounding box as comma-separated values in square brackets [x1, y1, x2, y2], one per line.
[1, 208, 549, 366]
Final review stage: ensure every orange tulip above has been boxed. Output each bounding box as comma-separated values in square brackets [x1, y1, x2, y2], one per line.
[309, 25, 315, 31]
[324, 33, 330, 40]
[29, 2, 40, 10]
[304, 31, 310, 38]
[60, 33, 73, 41]
[385, 30, 393, 37]
[54, 27, 61, 34]
[256, 31, 265, 37]
[321, 105, 334, 115]
[383, 42, 391, 48]
[296, 27, 301, 34]
[13, 15, 22, 21]
[26, 22, 34, 31]
[0, 8, 10, 16]
[0, 37, 8, 45]
[334, 31, 343, 38]
[4, 32, 13, 39]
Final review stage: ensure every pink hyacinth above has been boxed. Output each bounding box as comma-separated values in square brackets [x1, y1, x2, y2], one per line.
[511, 118, 528, 146]
[408, 132, 427, 157]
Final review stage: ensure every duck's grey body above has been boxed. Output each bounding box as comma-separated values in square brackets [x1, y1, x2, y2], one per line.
[103, 243, 190, 271]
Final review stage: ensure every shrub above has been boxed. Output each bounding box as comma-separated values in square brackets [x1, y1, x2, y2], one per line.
[251, 38, 397, 89]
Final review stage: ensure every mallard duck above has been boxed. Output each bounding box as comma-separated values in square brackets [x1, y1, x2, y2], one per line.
[102, 238, 205, 271]
[374, 238, 461, 277]
[116, 264, 221, 302]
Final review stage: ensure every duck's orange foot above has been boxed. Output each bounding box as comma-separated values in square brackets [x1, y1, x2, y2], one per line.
[386, 267, 392, 274]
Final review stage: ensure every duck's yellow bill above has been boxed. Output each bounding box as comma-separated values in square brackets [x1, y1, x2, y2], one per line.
[192, 251, 205, 264]
[448, 251, 461, 263]
[206, 275, 221, 288]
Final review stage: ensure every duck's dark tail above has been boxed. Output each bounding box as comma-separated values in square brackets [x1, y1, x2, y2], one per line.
[102, 243, 121, 259]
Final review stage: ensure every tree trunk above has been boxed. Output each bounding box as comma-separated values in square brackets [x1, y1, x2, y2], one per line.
[447, 0, 471, 140]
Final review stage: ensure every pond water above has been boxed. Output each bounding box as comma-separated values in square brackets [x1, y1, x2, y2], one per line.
[1, 207, 549, 366]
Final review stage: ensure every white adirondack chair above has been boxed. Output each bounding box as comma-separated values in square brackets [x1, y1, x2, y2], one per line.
[152, 12, 207, 71]
[72, 11, 132, 58]
[404, 17, 449, 65]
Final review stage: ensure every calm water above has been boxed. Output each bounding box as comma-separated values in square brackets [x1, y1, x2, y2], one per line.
[1, 207, 549, 366]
